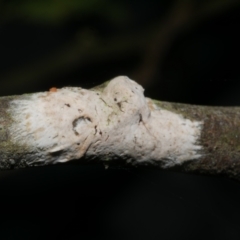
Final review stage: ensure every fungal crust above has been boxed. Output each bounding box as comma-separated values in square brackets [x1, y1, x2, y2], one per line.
[9, 76, 202, 167]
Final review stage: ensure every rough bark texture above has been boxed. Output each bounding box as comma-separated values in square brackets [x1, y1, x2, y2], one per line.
[154, 101, 240, 179]
[0, 95, 32, 169]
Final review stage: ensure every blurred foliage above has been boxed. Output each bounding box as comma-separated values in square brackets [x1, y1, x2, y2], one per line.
[0, 0, 240, 106]
[2, 0, 130, 25]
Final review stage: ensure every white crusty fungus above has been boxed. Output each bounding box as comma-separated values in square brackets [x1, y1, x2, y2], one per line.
[9, 76, 202, 167]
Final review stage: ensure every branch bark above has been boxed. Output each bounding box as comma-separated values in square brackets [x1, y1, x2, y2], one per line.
[1, 76, 240, 180]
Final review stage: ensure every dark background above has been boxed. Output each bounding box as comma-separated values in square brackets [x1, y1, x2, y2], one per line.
[1, 0, 240, 239]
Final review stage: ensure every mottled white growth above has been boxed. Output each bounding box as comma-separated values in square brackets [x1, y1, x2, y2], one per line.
[9, 76, 202, 168]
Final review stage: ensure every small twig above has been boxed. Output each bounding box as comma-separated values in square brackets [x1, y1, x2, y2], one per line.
[0, 76, 240, 180]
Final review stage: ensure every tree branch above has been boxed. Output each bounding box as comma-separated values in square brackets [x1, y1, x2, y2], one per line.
[1, 76, 240, 179]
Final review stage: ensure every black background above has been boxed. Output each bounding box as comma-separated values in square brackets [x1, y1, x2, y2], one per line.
[1, 1, 240, 239]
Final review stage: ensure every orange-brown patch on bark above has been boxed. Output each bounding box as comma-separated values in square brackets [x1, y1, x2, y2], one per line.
[49, 87, 57, 92]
